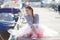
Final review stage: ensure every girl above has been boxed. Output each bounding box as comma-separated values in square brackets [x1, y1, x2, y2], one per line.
[24, 6, 43, 38]
[16, 6, 43, 39]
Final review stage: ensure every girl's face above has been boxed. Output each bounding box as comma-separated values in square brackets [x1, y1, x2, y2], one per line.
[25, 8, 32, 16]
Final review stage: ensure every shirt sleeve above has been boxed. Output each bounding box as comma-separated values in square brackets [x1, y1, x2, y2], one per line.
[34, 14, 39, 24]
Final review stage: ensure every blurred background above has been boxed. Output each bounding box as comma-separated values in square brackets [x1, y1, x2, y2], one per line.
[0, 0, 60, 40]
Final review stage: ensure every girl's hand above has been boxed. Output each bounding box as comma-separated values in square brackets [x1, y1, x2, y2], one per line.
[32, 24, 37, 34]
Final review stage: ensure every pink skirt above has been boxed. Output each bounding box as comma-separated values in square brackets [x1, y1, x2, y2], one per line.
[17, 25, 44, 38]
[26, 26, 44, 38]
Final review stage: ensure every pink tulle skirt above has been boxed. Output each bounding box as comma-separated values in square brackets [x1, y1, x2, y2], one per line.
[26, 27, 43, 38]
[17, 25, 44, 38]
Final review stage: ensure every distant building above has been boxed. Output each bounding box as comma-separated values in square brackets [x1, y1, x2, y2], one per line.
[22, 0, 40, 2]
[22, 0, 30, 2]
[0, 0, 4, 5]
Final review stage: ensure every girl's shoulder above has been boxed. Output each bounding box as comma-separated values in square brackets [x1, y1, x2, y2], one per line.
[34, 14, 39, 19]
[34, 14, 39, 24]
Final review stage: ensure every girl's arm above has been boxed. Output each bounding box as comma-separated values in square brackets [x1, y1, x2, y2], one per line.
[32, 14, 39, 34]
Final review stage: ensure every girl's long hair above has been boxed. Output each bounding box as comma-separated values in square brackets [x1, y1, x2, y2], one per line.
[25, 6, 35, 23]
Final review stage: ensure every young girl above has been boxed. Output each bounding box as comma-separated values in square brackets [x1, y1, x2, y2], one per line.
[16, 6, 43, 39]
[24, 6, 43, 38]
